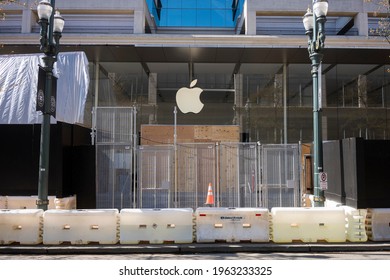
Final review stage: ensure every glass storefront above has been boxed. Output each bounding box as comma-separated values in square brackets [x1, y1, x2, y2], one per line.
[88, 61, 390, 144]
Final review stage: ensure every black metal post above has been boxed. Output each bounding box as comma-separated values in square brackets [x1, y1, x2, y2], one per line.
[37, 0, 58, 210]
[306, 9, 327, 207]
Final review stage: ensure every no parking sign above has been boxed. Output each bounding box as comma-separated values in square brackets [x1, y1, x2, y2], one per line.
[319, 172, 328, 190]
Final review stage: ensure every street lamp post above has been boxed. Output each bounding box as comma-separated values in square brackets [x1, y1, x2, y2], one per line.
[36, 0, 64, 210]
[303, 0, 328, 207]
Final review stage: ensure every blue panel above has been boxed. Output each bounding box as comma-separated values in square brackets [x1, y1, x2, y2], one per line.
[146, 0, 244, 28]
[197, 9, 211, 27]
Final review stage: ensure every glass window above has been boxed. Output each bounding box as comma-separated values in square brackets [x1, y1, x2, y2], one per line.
[196, 9, 211, 27]
[212, 9, 226, 27]
[181, 9, 196, 27]
[288, 64, 312, 107]
[182, 0, 197, 9]
[166, 9, 182, 26]
[197, 0, 211, 9]
[147, 0, 244, 28]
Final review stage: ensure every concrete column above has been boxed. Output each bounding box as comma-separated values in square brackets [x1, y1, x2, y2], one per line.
[21, 8, 33, 33]
[234, 74, 244, 129]
[244, 1, 256, 35]
[274, 74, 283, 107]
[134, 10, 145, 34]
[358, 74, 368, 108]
[148, 73, 157, 124]
[355, 12, 369, 36]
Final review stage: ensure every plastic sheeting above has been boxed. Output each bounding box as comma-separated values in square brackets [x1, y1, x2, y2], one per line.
[0, 52, 89, 124]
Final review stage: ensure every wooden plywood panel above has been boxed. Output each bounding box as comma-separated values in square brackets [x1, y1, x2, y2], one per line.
[301, 143, 312, 196]
[141, 125, 174, 145]
[141, 125, 239, 145]
[212, 126, 240, 142]
[194, 126, 212, 142]
[177, 126, 195, 143]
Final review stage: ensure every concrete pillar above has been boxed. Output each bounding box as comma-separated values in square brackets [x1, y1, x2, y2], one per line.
[148, 73, 157, 124]
[134, 10, 145, 34]
[244, 1, 256, 35]
[358, 74, 368, 108]
[21, 9, 33, 33]
[234, 74, 244, 128]
[355, 12, 369, 36]
[274, 74, 283, 107]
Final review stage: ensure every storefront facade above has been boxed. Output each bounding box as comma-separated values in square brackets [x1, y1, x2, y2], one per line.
[1, 0, 389, 144]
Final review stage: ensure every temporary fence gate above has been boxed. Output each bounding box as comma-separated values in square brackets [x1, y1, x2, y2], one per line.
[137, 145, 174, 208]
[219, 143, 260, 208]
[95, 107, 136, 209]
[176, 143, 217, 209]
[136, 142, 299, 209]
[260, 144, 300, 208]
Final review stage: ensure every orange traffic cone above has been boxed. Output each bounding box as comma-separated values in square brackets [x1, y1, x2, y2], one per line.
[205, 183, 214, 206]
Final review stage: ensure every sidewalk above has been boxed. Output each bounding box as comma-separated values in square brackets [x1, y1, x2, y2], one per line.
[2, 242, 390, 255]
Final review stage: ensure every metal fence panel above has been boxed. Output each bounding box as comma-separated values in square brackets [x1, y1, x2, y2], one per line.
[219, 143, 260, 207]
[137, 145, 174, 208]
[96, 107, 134, 144]
[95, 107, 135, 209]
[177, 143, 216, 209]
[261, 144, 300, 209]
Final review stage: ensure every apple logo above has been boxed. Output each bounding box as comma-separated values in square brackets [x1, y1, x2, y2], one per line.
[176, 79, 204, 114]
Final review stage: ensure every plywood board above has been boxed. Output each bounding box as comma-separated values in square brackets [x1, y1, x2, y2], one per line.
[301, 143, 313, 196]
[141, 125, 239, 145]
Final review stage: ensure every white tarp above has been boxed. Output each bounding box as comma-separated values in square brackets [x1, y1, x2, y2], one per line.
[0, 51, 89, 124]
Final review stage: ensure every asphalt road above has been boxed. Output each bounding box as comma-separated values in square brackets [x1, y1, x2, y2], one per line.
[2, 241, 390, 261]
[1, 251, 390, 260]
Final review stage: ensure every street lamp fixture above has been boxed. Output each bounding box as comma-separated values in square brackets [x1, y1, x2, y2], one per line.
[36, 0, 65, 210]
[303, 0, 328, 207]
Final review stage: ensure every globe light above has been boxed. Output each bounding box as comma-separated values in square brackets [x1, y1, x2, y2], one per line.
[53, 11, 65, 33]
[313, 0, 329, 18]
[37, 0, 53, 20]
[303, 8, 314, 32]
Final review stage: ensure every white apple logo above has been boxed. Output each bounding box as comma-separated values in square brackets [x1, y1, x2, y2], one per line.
[176, 79, 204, 114]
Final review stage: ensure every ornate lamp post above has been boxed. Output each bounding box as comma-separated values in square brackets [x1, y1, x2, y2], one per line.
[303, 0, 328, 207]
[36, 0, 65, 210]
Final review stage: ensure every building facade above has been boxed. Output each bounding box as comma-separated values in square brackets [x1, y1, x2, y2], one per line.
[1, 0, 389, 144]
[1, 0, 390, 209]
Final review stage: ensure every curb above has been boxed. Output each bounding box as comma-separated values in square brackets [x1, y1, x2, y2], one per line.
[1, 242, 390, 255]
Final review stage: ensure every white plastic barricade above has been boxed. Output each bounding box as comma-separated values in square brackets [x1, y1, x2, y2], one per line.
[366, 208, 390, 241]
[342, 206, 368, 242]
[195, 207, 269, 243]
[120, 208, 194, 244]
[0, 209, 43, 245]
[54, 196, 77, 209]
[270, 207, 346, 243]
[6, 196, 56, 209]
[0, 196, 6, 209]
[43, 209, 119, 245]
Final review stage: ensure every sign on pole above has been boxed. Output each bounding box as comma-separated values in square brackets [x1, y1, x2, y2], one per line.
[319, 172, 328, 190]
[36, 66, 57, 118]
